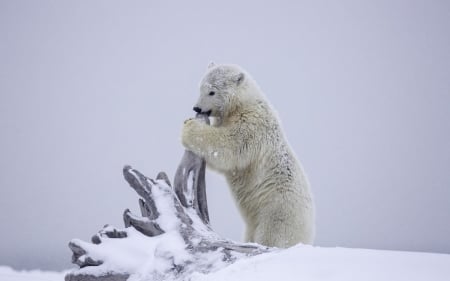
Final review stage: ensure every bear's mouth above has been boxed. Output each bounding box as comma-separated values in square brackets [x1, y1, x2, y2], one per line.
[193, 107, 212, 117]
[197, 110, 212, 117]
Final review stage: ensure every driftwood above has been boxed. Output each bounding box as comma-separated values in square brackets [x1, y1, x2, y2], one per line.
[66, 115, 272, 281]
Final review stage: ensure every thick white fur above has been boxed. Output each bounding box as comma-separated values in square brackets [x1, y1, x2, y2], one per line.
[182, 64, 315, 248]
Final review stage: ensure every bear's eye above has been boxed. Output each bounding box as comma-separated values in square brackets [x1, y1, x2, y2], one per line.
[209, 91, 215, 96]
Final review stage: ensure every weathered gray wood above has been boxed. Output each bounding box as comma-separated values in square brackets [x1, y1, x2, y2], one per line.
[65, 115, 272, 281]
[174, 114, 210, 225]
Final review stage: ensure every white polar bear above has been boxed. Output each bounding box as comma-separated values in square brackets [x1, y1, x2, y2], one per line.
[182, 63, 315, 248]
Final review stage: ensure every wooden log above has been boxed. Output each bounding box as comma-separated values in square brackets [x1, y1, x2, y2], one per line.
[65, 115, 272, 281]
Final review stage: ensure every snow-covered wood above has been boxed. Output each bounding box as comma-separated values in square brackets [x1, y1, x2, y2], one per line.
[65, 115, 271, 281]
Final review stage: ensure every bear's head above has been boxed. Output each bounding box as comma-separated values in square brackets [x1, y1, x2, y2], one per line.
[193, 63, 251, 121]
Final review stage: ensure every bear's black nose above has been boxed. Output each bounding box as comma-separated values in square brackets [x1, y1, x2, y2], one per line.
[193, 106, 202, 113]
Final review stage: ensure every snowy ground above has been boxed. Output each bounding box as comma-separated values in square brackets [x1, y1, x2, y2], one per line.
[193, 245, 450, 281]
[0, 266, 66, 281]
[2, 245, 449, 281]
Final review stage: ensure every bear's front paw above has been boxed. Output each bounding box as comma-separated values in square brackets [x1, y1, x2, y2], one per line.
[181, 118, 204, 151]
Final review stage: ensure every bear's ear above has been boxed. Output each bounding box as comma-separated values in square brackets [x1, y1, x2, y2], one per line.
[233, 72, 245, 86]
[207, 61, 216, 69]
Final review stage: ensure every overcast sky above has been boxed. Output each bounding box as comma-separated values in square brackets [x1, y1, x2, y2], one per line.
[0, 0, 449, 271]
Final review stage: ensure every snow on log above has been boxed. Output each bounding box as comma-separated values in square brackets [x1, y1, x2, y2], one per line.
[65, 115, 272, 281]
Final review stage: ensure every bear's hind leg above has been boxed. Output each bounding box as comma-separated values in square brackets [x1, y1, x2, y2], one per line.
[253, 203, 313, 248]
[244, 226, 255, 243]
[253, 217, 292, 248]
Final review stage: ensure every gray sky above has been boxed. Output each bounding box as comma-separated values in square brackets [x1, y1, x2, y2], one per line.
[1, 0, 449, 271]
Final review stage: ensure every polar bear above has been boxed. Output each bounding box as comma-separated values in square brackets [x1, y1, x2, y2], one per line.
[181, 63, 315, 248]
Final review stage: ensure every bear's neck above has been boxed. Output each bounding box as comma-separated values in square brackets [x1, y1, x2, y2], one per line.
[223, 97, 266, 125]
[220, 81, 266, 125]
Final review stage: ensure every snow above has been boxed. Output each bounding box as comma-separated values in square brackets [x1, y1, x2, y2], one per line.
[0, 266, 66, 281]
[192, 245, 450, 281]
[2, 245, 449, 281]
[0, 243, 450, 281]
[69, 227, 192, 278]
